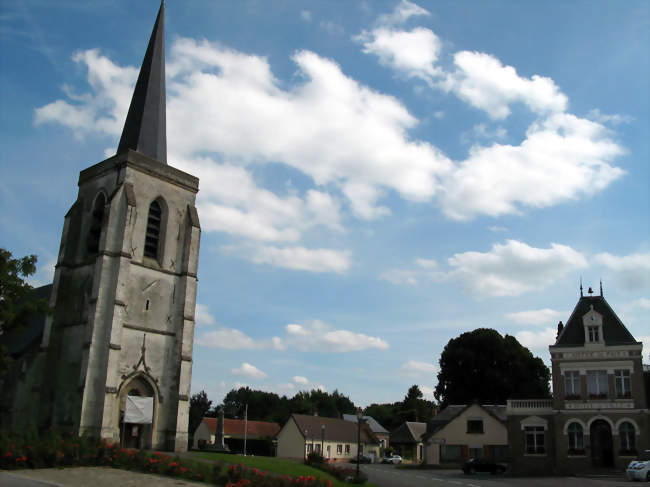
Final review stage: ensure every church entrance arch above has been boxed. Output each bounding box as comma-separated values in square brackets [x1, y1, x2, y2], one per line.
[118, 374, 156, 449]
[590, 419, 613, 467]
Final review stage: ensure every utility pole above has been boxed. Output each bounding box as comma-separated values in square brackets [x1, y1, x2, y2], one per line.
[243, 403, 248, 456]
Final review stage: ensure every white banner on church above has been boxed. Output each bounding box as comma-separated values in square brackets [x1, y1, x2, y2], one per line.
[124, 396, 154, 424]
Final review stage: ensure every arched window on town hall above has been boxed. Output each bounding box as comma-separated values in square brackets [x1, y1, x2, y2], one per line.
[567, 422, 583, 453]
[144, 199, 165, 261]
[86, 192, 106, 255]
[619, 422, 636, 453]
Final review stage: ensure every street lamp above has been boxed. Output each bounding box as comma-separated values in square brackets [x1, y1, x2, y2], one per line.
[321, 424, 325, 460]
[356, 407, 365, 480]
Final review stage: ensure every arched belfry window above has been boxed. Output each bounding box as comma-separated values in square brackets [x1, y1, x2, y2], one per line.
[86, 193, 106, 255]
[144, 199, 164, 260]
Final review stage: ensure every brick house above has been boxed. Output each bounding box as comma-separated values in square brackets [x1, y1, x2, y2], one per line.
[507, 287, 649, 475]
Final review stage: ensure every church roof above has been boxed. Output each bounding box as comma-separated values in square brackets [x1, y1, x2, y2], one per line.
[553, 294, 639, 347]
[117, 1, 167, 163]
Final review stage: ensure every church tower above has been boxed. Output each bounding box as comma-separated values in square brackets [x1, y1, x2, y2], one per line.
[39, 1, 200, 451]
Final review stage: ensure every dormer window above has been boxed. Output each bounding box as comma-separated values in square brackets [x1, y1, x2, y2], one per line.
[587, 326, 599, 342]
[582, 308, 603, 344]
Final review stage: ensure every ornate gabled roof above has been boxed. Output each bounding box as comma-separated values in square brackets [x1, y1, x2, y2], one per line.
[553, 294, 639, 347]
[117, 1, 167, 163]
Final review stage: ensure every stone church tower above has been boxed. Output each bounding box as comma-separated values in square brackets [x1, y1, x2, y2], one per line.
[36, 2, 200, 451]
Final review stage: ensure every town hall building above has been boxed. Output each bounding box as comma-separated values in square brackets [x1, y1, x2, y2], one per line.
[0, 2, 200, 452]
[507, 285, 648, 474]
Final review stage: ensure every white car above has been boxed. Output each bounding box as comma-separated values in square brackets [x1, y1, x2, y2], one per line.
[626, 451, 650, 481]
[381, 455, 403, 464]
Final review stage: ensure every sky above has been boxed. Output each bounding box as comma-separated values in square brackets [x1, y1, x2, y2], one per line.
[1, 0, 649, 408]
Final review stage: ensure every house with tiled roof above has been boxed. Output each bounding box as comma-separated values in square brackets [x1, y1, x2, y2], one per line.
[342, 414, 390, 450]
[390, 421, 427, 462]
[193, 414, 280, 456]
[421, 403, 508, 465]
[277, 414, 380, 462]
[507, 286, 649, 475]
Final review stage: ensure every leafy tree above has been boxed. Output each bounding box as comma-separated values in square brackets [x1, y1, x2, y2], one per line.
[434, 328, 551, 407]
[400, 385, 434, 423]
[189, 390, 214, 436]
[0, 249, 49, 377]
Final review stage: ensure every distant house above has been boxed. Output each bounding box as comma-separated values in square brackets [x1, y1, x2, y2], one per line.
[390, 421, 427, 462]
[193, 415, 280, 456]
[422, 403, 508, 465]
[277, 414, 380, 462]
[342, 414, 390, 450]
[507, 288, 649, 475]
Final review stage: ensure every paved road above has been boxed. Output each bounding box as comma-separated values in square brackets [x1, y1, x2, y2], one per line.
[361, 465, 630, 487]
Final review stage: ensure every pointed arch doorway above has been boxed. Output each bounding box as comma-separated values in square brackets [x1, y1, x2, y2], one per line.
[119, 374, 156, 449]
[590, 419, 613, 467]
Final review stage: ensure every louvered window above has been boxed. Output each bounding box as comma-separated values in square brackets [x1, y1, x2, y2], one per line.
[86, 193, 105, 254]
[144, 200, 162, 259]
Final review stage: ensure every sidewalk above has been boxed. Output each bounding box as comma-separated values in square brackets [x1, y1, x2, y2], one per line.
[1, 467, 206, 487]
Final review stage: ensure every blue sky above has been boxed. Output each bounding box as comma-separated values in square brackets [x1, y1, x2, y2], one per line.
[1, 0, 648, 407]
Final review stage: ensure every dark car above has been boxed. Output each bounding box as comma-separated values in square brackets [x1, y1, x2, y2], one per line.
[350, 455, 372, 464]
[462, 458, 506, 474]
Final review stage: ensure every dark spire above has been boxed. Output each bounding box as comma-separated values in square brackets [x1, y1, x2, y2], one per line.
[579, 277, 583, 297]
[117, 1, 167, 163]
[600, 279, 603, 297]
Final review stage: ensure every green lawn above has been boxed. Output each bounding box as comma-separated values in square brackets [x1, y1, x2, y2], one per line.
[188, 451, 380, 487]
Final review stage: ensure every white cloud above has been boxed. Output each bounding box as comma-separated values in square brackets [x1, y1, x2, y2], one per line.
[197, 328, 258, 349]
[357, 27, 441, 81]
[587, 109, 633, 126]
[194, 303, 216, 327]
[26, 257, 56, 288]
[419, 385, 435, 401]
[398, 360, 437, 378]
[506, 308, 566, 326]
[250, 245, 351, 273]
[515, 327, 556, 359]
[293, 376, 309, 385]
[36, 32, 625, 228]
[381, 256, 439, 285]
[448, 240, 588, 297]
[300, 10, 312, 22]
[595, 252, 650, 289]
[377, 0, 430, 26]
[231, 362, 267, 380]
[439, 113, 625, 220]
[443, 51, 568, 120]
[284, 320, 389, 352]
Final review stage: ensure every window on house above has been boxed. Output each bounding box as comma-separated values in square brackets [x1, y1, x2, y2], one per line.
[586, 370, 608, 397]
[336, 444, 342, 455]
[315, 444, 321, 454]
[344, 444, 350, 454]
[619, 422, 635, 452]
[524, 426, 545, 454]
[615, 370, 631, 397]
[564, 371, 581, 397]
[144, 200, 162, 259]
[86, 193, 106, 255]
[307, 444, 313, 453]
[467, 419, 484, 434]
[567, 422, 583, 452]
[587, 326, 600, 342]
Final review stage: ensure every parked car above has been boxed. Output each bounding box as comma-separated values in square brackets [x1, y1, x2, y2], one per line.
[350, 454, 372, 464]
[462, 458, 506, 474]
[626, 450, 650, 481]
[381, 455, 402, 464]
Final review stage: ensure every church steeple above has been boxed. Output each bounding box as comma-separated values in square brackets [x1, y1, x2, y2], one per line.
[117, 1, 167, 163]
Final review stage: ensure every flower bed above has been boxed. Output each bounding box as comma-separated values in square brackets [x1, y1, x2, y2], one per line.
[0, 430, 331, 486]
